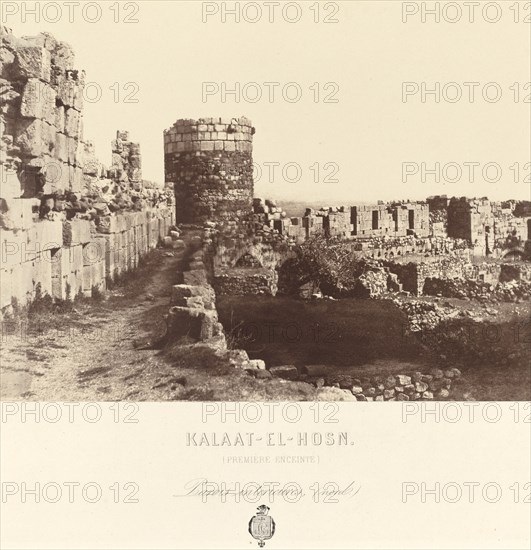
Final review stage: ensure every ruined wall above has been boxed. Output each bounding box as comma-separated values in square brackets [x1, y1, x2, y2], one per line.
[1, 28, 85, 196]
[447, 197, 494, 255]
[1, 208, 174, 314]
[213, 267, 278, 296]
[164, 117, 254, 224]
[447, 197, 531, 257]
[351, 202, 429, 238]
[491, 202, 530, 256]
[0, 28, 174, 316]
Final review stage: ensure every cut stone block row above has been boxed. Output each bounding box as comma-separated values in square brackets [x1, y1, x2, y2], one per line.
[164, 127, 252, 141]
[1, 209, 175, 309]
[165, 140, 252, 154]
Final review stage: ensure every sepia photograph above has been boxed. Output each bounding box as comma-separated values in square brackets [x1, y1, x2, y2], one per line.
[0, 1, 530, 549]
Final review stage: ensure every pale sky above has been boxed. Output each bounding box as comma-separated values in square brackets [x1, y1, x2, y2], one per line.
[6, 0, 530, 202]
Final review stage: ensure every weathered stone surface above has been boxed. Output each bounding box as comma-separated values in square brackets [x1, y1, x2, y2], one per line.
[269, 365, 299, 380]
[171, 284, 215, 309]
[20, 79, 56, 123]
[165, 305, 220, 343]
[316, 387, 357, 401]
[15, 46, 51, 81]
[15, 119, 55, 157]
[396, 374, 412, 386]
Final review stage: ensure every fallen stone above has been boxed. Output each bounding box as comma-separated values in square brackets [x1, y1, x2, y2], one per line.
[316, 387, 356, 401]
[396, 374, 412, 386]
[247, 359, 266, 370]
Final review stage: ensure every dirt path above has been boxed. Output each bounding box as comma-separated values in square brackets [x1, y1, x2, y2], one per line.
[0, 246, 189, 401]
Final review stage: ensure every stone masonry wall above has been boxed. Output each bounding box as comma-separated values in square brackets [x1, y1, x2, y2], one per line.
[0, 207, 174, 316]
[1, 28, 88, 197]
[164, 117, 254, 224]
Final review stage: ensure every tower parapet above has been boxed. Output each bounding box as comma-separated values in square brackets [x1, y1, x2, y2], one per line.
[164, 116, 254, 224]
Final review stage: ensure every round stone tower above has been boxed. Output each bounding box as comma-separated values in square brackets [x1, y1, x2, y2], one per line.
[164, 117, 254, 224]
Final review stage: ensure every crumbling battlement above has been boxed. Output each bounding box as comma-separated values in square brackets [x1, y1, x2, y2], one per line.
[0, 28, 174, 316]
[1, 27, 172, 218]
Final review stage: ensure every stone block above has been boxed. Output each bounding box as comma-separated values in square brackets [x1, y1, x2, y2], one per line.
[64, 108, 81, 138]
[31, 219, 63, 251]
[200, 141, 215, 151]
[0, 46, 15, 79]
[15, 119, 55, 158]
[55, 161, 70, 191]
[2, 198, 36, 231]
[10, 261, 34, 306]
[67, 136, 77, 165]
[55, 132, 68, 162]
[15, 46, 51, 81]
[91, 259, 106, 291]
[55, 104, 65, 133]
[82, 265, 92, 296]
[97, 214, 128, 234]
[72, 166, 83, 193]
[32, 251, 53, 297]
[20, 79, 56, 124]
[171, 284, 216, 309]
[1, 229, 25, 270]
[56, 78, 82, 109]
[63, 220, 92, 246]
[82, 239, 106, 267]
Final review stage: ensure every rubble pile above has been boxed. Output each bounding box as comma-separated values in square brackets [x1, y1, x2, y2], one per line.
[390, 297, 459, 332]
[423, 276, 531, 302]
[319, 368, 462, 401]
